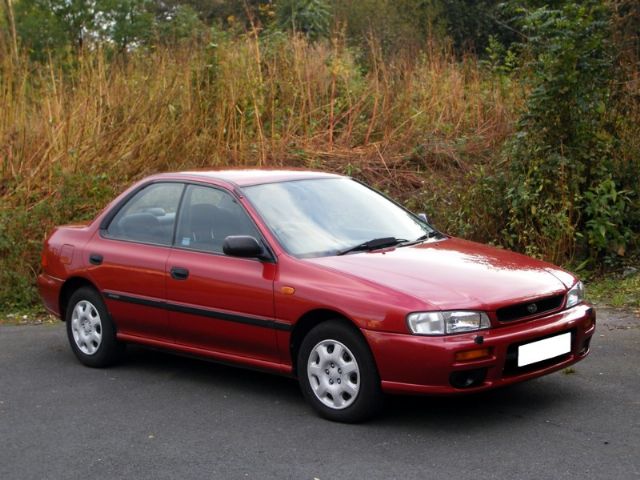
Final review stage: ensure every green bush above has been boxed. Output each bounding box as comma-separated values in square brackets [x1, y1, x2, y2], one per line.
[276, 0, 331, 41]
[0, 171, 115, 308]
[466, 1, 635, 266]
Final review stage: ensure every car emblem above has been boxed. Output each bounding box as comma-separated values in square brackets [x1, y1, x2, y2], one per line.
[526, 303, 538, 314]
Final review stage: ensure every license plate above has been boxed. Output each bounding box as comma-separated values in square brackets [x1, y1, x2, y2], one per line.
[517, 332, 571, 367]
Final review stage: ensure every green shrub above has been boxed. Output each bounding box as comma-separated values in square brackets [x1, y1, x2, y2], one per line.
[276, 0, 331, 41]
[0, 171, 115, 308]
[466, 1, 634, 265]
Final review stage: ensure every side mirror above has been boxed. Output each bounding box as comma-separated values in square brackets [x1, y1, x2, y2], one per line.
[418, 212, 431, 224]
[223, 235, 265, 259]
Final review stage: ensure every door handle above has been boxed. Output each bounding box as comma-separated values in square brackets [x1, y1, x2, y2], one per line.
[89, 253, 103, 265]
[170, 267, 189, 280]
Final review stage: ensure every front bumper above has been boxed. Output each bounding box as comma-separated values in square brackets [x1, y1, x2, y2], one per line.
[363, 303, 595, 395]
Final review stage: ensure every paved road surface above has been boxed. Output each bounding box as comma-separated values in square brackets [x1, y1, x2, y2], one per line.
[1, 309, 638, 480]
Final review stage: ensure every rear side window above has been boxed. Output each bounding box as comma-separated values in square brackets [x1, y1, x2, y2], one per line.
[106, 183, 184, 246]
[174, 185, 261, 253]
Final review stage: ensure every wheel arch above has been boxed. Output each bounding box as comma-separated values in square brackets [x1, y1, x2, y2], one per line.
[290, 308, 368, 374]
[59, 276, 99, 321]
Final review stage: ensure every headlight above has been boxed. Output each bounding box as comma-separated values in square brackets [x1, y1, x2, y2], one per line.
[407, 311, 491, 335]
[565, 281, 585, 308]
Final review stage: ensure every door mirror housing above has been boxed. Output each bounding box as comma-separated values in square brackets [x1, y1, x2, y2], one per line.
[418, 212, 431, 225]
[223, 235, 266, 259]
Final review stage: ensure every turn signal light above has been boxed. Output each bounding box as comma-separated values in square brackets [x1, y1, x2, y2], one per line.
[455, 347, 491, 362]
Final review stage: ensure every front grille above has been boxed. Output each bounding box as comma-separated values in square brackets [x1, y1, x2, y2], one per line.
[496, 294, 564, 323]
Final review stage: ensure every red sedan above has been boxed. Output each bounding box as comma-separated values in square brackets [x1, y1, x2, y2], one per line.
[38, 170, 595, 422]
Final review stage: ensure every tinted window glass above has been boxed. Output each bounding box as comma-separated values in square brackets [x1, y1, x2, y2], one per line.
[106, 183, 184, 245]
[175, 185, 261, 253]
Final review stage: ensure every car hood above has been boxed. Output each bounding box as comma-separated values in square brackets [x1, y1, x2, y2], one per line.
[306, 237, 575, 311]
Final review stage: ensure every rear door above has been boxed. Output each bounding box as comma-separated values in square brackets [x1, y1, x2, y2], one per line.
[165, 184, 280, 363]
[87, 182, 184, 341]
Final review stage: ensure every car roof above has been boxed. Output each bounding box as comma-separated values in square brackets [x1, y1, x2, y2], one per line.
[158, 169, 342, 187]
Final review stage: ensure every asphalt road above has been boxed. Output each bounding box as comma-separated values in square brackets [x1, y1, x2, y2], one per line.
[1, 309, 638, 480]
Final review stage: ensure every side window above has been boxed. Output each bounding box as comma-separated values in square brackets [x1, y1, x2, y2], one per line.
[175, 185, 261, 253]
[106, 183, 184, 246]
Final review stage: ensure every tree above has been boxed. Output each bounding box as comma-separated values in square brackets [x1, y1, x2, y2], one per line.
[156, 4, 205, 45]
[14, 0, 78, 59]
[97, 0, 155, 51]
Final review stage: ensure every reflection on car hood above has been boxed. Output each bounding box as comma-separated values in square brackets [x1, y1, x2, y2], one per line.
[306, 237, 574, 311]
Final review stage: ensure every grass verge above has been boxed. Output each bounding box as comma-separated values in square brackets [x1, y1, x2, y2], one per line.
[0, 305, 56, 326]
[587, 271, 640, 311]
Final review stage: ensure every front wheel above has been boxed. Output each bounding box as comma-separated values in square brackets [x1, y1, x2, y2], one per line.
[65, 287, 125, 368]
[297, 320, 384, 422]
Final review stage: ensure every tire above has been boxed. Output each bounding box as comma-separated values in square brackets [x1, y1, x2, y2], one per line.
[65, 287, 125, 368]
[297, 320, 384, 423]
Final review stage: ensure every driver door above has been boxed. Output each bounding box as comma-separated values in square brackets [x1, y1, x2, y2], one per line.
[165, 184, 280, 363]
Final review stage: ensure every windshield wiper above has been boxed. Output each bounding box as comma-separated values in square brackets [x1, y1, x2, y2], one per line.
[399, 230, 442, 247]
[336, 237, 407, 256]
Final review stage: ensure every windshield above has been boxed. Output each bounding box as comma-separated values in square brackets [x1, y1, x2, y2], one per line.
[242, 178, 436, 258]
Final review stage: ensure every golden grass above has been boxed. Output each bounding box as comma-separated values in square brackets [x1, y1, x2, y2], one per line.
[0, 34, 519, 306]
[1, 35, 518, 188]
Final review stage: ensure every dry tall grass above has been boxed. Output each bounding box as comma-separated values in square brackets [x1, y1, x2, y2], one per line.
[0, 34, 518, 307]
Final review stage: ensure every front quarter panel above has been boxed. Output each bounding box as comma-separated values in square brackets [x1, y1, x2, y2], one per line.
[274, 256, 426, 333]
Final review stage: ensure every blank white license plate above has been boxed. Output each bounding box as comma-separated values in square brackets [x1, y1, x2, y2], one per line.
[517, 332, 571, 367]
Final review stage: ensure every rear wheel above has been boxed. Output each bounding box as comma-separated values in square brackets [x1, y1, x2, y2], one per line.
[65, 287, 124, 367]
[297, 320, 384, 422]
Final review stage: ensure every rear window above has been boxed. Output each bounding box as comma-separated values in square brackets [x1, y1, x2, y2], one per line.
[106, 183, 184, 246]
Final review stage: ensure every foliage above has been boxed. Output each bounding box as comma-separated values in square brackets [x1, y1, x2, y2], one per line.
[14, 0, 94, 58]
[583, 179, 633, 260]
[156, 4, 205, 44]
[0, 171, 114, 308]
[331, 0, 520, 57]
[276, 0, 331, 41]
[13, 0, 207, 57]
[96, 0, 155, 51]
[331, 0, 445, 56]
[464, 1, 635, 265]
[440, 0, 516, 53]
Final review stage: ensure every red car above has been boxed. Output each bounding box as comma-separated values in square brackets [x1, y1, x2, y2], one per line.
[38, 170, 595, 422]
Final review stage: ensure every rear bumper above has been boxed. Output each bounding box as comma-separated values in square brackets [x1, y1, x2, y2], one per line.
[37, 273, 63, 318]
[363, 303, 595, 395]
